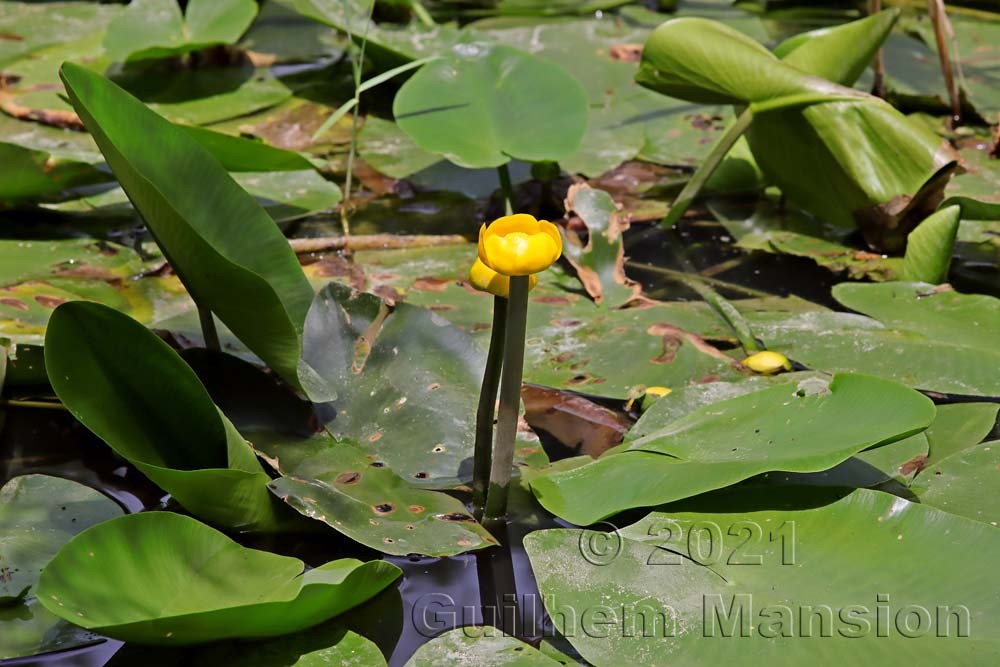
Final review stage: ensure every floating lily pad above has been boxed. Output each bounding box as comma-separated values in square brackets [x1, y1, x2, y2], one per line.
[0, 474, 122, 659]
[529, 373, 934, 524]
[525, 487, 1000, 665]
[253, 432, 497, 556]
[104, 0, 258, 63]
[37, 512, 401, 644]
[914, 441, 1000, 526]
[0, 1, 120, 67]
[394, 43, 588, 168]
[405, 627, 561, 666]
[303, 283, 483, 488]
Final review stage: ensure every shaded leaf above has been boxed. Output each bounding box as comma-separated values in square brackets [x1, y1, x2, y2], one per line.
[104, 0, 258, 63]
[0, 474, 122, 659]
[303, 283, 484, 487]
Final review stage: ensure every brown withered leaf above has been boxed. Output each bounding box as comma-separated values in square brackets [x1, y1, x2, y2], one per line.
[522, 383, 634, 458]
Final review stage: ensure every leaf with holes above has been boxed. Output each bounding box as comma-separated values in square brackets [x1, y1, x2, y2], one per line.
[561, 184, 640, 307]
[254, 432, 497, 556]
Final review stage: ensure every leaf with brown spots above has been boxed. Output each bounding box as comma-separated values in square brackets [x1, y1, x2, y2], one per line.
[522, 384, 634, 458]
[561, 183, 641, 308]
[256, 432, 496, 557]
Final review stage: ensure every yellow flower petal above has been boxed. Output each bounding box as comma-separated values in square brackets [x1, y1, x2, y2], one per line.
[742, 351, 792, 375]
[468, 258, 536, 298]
[478, 214, 562, 276]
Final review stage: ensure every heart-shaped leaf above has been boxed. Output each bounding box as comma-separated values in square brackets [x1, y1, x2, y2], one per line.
[37, 512, 400, 644]
[59, 63, 328, 399]
[104, 0, 258, 63]
[394, 43, 588, 168]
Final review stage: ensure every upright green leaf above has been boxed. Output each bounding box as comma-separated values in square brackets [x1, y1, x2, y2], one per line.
[59, 63, 329, 399]
[636, 17, 956, 251]
[37, 512, 400, 644]
[394, 43, 588, 168]
[45, 301, 288, 532]
[901, 205, 960, 284]
[104, 0, 258, 62]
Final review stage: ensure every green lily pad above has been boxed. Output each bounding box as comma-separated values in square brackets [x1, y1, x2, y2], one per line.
[45, 301, 288, 532]
[529, 373, 935, 524]
[0, 474, 123, 659]
[913, 441, 1000, 526]
[745, 283, 1000, 396]
[525, 487, 1000, 664]
[394, 43, 588, 168]
[912, 17, 1000, 121]
[104, 0, 258, 63]
[405, 627, 561, 666]
[0, 141, 109, 205]
[0, 1, 120, 68]
[37, 512, 401, 645]
[302, 283, 483, 488]
[253, 432, 498, 556]
[924, 403, 999, 465]
[60, 63, 327, 398]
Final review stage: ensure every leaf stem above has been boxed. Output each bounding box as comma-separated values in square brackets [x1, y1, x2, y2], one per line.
[473, 296, 507, 517]
[497, 164, 514, 216]
[482, 275, 529, 525]
[661, 108, 753, 228]
[928, 0, 962, 125]
[0, 399, 66, 410]
[870, 0, 886, 97]
[198, 305, 221, 351]
[408, 0, 435, 27]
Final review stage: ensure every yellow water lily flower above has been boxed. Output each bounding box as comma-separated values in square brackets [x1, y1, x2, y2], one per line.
[469, 258, 537, 298]
[478, 213, 562, 276]
[742, 351, 792, 375]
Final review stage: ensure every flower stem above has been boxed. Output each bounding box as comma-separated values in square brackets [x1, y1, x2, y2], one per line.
[473, 295, 507, 517]
[197, 304, 221, 351]
[497, 164, 514, 216]
[482, 275, 530, 525]
[0, 399, 66, 410]
[661, 107, 753, 228]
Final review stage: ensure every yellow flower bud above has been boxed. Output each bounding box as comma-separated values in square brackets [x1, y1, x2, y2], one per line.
[478, 213, 562, 276]
[644, 386, 672, 397]
[468, 258, 537, 298]
[742, 351, 792, 375]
